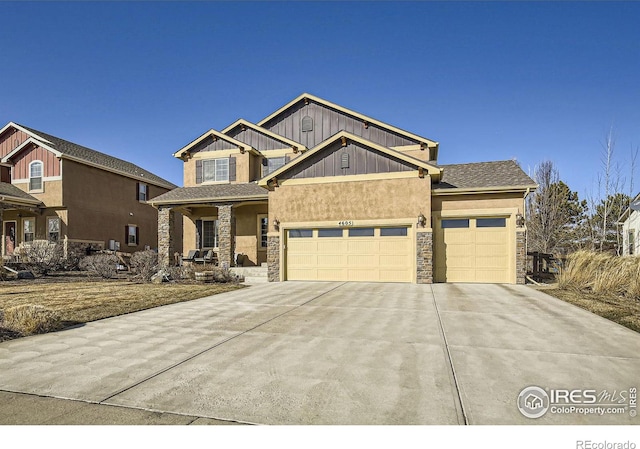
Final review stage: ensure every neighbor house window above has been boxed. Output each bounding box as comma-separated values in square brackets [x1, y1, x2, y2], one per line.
[258, 215, 268, 249]
[202, 219, 219, 248]
[262, 157, 286, 177]
[47, 217, 60, 243]
[23, 218, 35, 243]
[126, 225, 138, 246]
[138, 183, 148, 201]
[29, 161, 43, 192]
[629, 230, 635, 256]
[202, 158, 229, 183]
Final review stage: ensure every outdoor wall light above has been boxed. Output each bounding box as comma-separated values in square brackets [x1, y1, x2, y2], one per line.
[273, 218, 280, 231]
[417, 213, 427, 228]
[516, 213, 525, 227]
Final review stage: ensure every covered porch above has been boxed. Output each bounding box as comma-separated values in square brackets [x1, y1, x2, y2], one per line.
[149, 184, 269, 268]
[1, 182, 43, 260]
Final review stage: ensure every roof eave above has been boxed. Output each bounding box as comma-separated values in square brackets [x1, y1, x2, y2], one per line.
[221, 119, 309, 153]
[148, 193, 269, 207]
[432, 184, 538, 196]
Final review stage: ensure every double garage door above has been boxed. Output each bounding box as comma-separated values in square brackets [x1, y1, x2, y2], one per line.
[434, 216, 511, 283]
[285, 226, 412, 282]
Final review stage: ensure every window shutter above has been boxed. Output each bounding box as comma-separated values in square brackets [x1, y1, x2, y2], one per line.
[195, 219, 203, 249]
[229, 156, 236, 182]
[135, 226, 139, 245]
[125, 225, 129, 244]
[196, 160, 203, 184]
[136, 182, 140, 200]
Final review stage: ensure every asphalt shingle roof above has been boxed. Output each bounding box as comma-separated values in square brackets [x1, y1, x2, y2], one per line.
[0, 182, 41, 204]
[149, 183, 268, 205]
[18, 125, 176, 189]
[434, 160, 536, 190]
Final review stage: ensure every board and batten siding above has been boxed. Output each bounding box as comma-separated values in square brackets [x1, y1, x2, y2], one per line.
[0, 129, 30, 159]
[11, 144, 60, 179]
[192, 135, 236, 153]
[226, 126, 290, 151]
[282, 139, 414, 180]
[261, 100, 419, 150]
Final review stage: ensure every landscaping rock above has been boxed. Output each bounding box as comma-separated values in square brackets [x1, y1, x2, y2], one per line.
[150, 269, 170, 284]
[17, 271, 35, 280]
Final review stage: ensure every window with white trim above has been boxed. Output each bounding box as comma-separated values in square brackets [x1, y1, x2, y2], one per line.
[126, 225, 139, 246]
[138, 183, 148, 201]
[47, 217, 60, 243]
[29, 161, 43, 192]
[23, 218, 35, 243]
[202, 158, 229, 183]
[202, 219, 219, 248]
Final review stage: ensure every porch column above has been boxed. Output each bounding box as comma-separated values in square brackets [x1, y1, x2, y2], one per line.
[157, 206, 176, 267]
[217, 203, 235, 268]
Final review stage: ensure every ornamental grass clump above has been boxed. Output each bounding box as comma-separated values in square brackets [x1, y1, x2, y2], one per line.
[2, 304, 62, 335]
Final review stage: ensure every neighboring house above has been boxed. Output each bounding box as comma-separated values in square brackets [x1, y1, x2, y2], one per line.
[0, 122, 182, 259]
[619, 194, 640, 256]
[150, 93, 536, 284]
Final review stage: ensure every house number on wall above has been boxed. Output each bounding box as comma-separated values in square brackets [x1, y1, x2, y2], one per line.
[338, 221, 354, 226]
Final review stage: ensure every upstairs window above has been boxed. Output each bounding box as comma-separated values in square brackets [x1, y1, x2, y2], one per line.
[202, 158, 229, 183]
[138, 183, 148, 201]
[262, 156, 287, 177]
[29, 161, 43, 192]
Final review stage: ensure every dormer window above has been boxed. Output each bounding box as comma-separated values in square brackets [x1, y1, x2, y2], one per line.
[29, 161, 43, 192]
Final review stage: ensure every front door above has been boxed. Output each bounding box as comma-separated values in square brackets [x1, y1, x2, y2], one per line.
[4, 221, 16, 255]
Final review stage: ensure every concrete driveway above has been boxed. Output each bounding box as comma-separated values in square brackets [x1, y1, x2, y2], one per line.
[0, 282, 638, 424]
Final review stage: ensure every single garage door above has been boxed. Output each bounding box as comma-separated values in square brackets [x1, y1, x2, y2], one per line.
[285, 226, 413, 282]
[434, 217, 511, 283]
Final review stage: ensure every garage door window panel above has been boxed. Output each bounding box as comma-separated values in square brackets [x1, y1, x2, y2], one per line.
[289, 229, 313, 238]
[476, 218, 507, 228]
[380, 227, 408, 236]
[318, 229, 344, 237]
[441, 219, 469, 228]
[348, 228, 375, 237]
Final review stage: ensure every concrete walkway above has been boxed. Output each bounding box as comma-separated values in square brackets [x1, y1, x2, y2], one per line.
[1, 282, 639, 424]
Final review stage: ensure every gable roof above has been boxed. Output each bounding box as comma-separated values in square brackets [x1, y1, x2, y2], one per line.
[433, 160, 537, 193]
[1, 123, 176, 189]
[148, 183, 268, 206]
[257, 93, 439, 149]
[258, 131, 441, 187]
[0, 182, 42, 207]
[619, 192, 640, 223]
[221, 119, 308, 152]
[173, 128, 260, 159]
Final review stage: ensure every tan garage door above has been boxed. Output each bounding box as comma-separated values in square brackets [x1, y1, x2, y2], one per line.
[286, 226, 413, 282]
[434, 217, 511, 283]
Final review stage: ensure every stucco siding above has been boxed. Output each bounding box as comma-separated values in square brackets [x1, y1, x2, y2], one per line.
[432, 193, 524, 214]
[268, 177, 431, 230]
[13, 179, 63, 207]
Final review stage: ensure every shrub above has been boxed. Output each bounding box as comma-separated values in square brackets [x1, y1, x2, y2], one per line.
[3, 304, 62, 335]
[17, 241, 64, 276]
[183, 264, 239, 283]
[79, 253, 119, 279]
[557, 250, 640, 299]
[130, 250, 158, 283]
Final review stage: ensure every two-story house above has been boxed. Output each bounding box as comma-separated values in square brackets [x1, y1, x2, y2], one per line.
[150, 93, 536, 284]
[0, 122, 181, 259]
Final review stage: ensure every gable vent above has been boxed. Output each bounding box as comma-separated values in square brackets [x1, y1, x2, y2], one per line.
[301, 116, 313, 132]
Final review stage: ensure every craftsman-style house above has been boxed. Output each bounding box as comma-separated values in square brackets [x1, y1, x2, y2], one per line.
[150, 93, 536, 284]
[0, 123, 181, 259]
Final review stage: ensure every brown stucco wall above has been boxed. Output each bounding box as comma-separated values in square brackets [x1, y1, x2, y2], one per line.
[61, 159, 177, 252]
[432, 192, 524, 214]
[268, 177, 431, 230]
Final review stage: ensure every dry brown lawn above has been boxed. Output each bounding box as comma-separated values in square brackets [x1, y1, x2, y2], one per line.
[542, 286, 640, 334]
[0, 276, 242, 340]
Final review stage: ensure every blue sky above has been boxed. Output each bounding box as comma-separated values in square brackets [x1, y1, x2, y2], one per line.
[2, 1, 639, 201]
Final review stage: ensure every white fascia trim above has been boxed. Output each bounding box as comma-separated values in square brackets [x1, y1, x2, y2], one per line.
[0, 122, 53, 145]
[1, 137, 62, 163]
[12, 176, 63, 184]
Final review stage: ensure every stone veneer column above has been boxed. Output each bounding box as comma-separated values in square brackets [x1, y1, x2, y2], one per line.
[157, 206, 175, 267]
[516, 229, 526, 285]
[416, 230, 433, 284]
[217, 204, 235, 269]
[267, 235, 280, 282]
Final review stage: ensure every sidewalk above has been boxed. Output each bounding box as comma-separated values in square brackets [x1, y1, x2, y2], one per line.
[0, 391, 244, 425]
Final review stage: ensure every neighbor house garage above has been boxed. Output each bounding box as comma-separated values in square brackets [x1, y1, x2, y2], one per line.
[152, 93, 536, 284]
